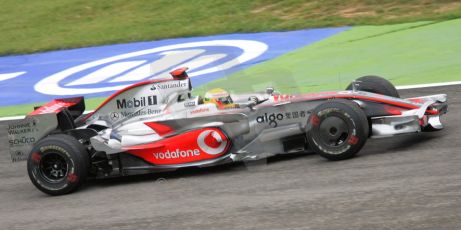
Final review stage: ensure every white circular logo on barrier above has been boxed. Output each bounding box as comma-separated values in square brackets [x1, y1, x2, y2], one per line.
[34, 40, 267, 95]
[197, 130, 228, 155]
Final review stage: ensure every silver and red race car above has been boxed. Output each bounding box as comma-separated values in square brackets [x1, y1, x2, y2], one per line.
[6, 67, 448, 195]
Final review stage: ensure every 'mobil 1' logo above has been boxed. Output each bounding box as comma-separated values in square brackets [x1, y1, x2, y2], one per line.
[116, 95, 157, 109]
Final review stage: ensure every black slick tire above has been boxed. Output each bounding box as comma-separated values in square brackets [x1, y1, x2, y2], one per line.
[346, 75, 400, 98]
[27, 134, 88, 195]
[306, 100, 369, 161]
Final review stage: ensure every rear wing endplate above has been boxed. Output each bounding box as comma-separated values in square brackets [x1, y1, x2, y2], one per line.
[6, 97, 85, 162]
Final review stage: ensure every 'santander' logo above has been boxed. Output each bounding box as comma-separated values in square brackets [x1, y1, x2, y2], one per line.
[151, 82, 187, 90]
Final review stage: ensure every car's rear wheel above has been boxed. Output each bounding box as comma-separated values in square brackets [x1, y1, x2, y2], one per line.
[346, 75, 400, 98]
[306, 100, 369, 161]
[27, 134, 88, 195]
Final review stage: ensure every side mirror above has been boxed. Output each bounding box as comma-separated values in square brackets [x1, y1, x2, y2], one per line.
[266, 87, 274, 95]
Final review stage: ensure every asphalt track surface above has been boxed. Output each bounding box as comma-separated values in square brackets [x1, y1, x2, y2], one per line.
[1, 85, 460, 230]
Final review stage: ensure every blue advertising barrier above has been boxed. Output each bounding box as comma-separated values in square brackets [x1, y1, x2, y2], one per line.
[0, 27, 348, 106]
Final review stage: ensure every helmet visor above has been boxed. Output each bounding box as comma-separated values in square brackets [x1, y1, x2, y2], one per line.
[217, 96, 233, 104]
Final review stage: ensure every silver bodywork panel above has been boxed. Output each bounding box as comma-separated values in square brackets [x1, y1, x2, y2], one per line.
[371, 115, 421, 138]
[7, 114, 58, 161]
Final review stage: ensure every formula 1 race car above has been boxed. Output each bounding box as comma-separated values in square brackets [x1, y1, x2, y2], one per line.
[7, 67, 448, 195]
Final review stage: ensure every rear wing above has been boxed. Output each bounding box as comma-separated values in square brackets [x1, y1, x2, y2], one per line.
[7, 97, 85, 162]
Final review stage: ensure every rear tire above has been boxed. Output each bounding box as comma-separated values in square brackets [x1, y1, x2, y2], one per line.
[306, 100, 369, 161]
[346, 75, 400, 98]
[27, 134, 88, 195]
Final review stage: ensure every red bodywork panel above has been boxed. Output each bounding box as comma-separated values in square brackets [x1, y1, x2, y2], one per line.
[124, 127, 231, 165]
[144, 122, 175, 136]
[29, 97, 83, 115]
[170, 67, 189, 80]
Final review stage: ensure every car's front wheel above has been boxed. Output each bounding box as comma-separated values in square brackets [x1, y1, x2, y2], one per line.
[27, 134, 88, 195]
[306, 100, 369, 161]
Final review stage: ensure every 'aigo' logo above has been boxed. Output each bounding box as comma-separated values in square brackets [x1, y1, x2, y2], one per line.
[34, 40, 268, 96]
[256, 113, 284, 127]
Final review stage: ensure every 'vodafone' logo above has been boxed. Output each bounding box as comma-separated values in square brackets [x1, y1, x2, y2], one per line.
[197, 129, 228, 155]
[127, 127, 231, 165]
[34, 40, 267, 96]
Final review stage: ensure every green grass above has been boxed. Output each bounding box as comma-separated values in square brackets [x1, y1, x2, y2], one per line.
[196, 18, 461, 94]
[1, 0, 461, 55]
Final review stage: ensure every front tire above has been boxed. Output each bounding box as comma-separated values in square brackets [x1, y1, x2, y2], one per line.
[306, 100, 369, 161]
[27, 134, 88, 195]
[346, 75, 400, 98]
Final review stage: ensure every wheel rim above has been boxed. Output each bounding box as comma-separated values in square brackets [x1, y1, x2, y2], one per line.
[318, 115, 350, 148]
[39, 152, 68, 183]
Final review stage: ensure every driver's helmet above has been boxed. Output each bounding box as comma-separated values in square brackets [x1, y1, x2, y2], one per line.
[204, 88, 235, 108]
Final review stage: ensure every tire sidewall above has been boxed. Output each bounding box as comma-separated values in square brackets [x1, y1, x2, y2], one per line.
[307, 101, 368, 160]
[308, 108, 358, 155]
[27, 135, 86, 195]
